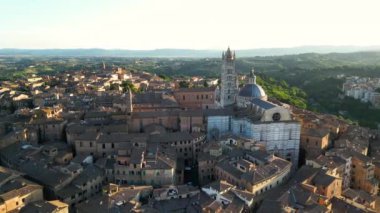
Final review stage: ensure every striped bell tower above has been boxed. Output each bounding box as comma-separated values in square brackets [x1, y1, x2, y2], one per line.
[220, 47, 238, 107]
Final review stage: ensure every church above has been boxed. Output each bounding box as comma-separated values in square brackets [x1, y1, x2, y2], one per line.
[208, 47, 301, 168]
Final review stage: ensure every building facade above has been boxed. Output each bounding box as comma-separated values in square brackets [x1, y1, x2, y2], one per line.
[173, 87, 217, 109]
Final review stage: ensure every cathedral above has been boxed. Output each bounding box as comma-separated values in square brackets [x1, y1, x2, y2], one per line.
[211, 47, 301, 169]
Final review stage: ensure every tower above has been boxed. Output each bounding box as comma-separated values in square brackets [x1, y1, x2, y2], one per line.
[125, 88, 133, 114]
[220, 47, 238, 107]
[248, 67, 256, 84]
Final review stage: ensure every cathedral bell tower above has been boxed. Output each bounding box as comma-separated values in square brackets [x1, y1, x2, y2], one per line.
[220, 47, 238, 107]
[125, 87, 133, 114]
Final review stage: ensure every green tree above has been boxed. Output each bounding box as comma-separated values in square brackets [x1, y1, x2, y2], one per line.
[159, 74, 172, 82]
[179, 81, 190, 88]
[203, 81, 209, 88]
[121, 80, 138, 93]
[109, 83, 119, 90]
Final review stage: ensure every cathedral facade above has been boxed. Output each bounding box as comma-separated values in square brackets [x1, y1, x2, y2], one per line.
[212, 47, 301, 169]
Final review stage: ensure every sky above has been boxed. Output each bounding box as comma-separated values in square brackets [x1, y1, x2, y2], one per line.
[1, 0, 380, 50]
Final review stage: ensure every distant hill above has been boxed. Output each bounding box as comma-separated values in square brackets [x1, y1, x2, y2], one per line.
[1, 46, 380, 57]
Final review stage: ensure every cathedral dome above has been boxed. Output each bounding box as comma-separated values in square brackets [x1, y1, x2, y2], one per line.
[238, 68, 267, 101]
[238, 83, 266, 99]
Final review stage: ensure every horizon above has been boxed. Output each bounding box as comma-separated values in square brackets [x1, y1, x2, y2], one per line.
[2, 44, 380, 51]
[1, 0, 380, 49]
[2, 45, 380, 58]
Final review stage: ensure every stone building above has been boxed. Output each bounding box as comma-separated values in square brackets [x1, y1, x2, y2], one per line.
[132, 92, 179, 112]
[20, 200, 69, 213]
[197, 142, 224, 186]
[112, 89, 133, 113]
[74, 131, 205, 166]
[327, 149, 379, 195]
[306, 154, 350, 189]
[29, 118, 67, 142]
[207, 59, 301, 168]
[201, 180, 253, 212]
[301, 169, 343, 199]
[113, 149, 176, 186]
[220, 47, 239, 107]
[207, 100, 300, 169]
[0, 167, 44, 213]
[75, 184, 152, 213]
[300, 128, 330, 151]
[350, 153, 379, 195]
[213, 150, 291, 195]
[55, 165, 104, 206]
[152, 185, 199, 201]
[173, 87, 217, 109]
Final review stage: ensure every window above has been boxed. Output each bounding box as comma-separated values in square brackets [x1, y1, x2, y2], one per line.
[206, 95, 208, 99]
[79, 141, 83, 147]
[111, 143, 115, 149]
[201, 94, 204, 99]
[272, 113, 281, 121]
[197, 95, 199, 100]
[89, 142, 93, 147]
[102, 144, 105, 149]
[183, 95, 185, 100]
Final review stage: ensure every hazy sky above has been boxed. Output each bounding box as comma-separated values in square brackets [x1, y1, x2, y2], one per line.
[1, 0, 379, 49]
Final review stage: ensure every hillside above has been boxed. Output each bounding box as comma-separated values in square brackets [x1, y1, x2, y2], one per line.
[1, 46, 380, 57]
